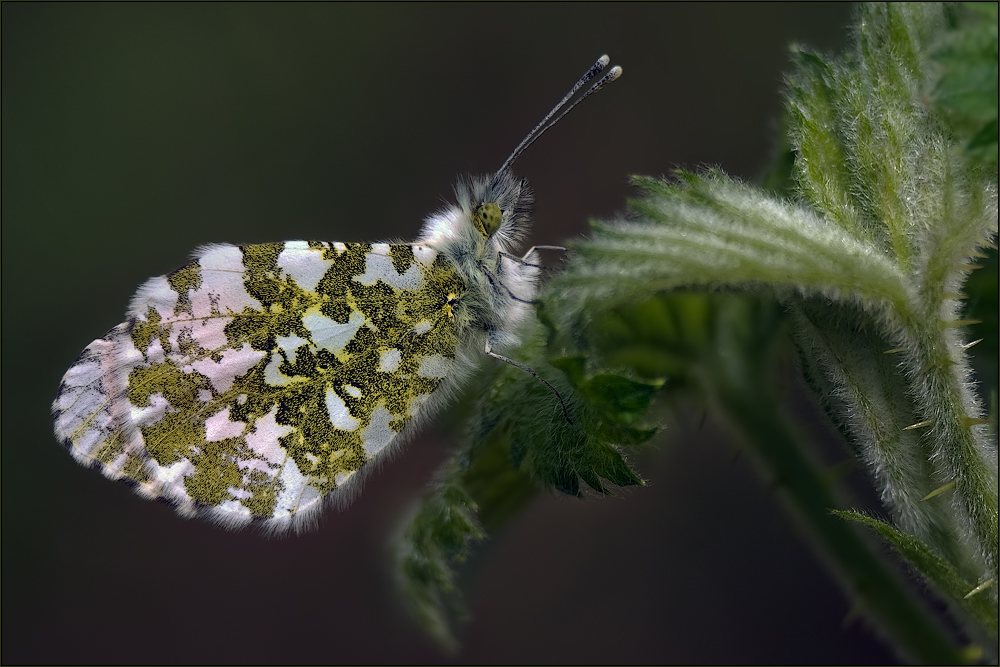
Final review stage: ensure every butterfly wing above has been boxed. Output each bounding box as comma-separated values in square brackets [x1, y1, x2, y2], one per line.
[53, 241, 465, 531]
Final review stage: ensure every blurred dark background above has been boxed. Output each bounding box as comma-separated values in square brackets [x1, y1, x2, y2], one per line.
[2, 3, 907, 664]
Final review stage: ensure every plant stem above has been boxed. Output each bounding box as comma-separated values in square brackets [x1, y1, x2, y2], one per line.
[707, 345, 965, 664]
[908, 319, 999, 578]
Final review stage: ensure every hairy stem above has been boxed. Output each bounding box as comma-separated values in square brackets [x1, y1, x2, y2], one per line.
[706, 329, 965, 663]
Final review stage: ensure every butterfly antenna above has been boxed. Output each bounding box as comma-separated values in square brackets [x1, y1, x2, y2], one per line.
[495, 55, 622, 177]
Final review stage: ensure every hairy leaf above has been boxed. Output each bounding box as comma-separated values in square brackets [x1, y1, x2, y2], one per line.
[836, 509, 998, 640]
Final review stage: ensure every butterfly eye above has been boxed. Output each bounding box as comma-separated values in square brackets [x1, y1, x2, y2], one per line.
[472, 202, 503, 237]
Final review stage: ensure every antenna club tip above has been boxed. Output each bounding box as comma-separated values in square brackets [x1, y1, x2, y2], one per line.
[597, 54, 610, 67]
[608, 65, 623, 80]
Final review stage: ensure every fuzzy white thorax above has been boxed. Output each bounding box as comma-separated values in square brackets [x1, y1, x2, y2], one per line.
[417, 171, 540, 354]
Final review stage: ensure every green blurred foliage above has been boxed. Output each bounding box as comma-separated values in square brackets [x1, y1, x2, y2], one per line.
[931, 2, 999, 164]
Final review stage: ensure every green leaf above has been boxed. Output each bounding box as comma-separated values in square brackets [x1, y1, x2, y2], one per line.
[469, 318, 651, 498]
[786, 47, 864, 241]
[395, 461, 484, 650]
[576, 374, 660, 425]
[461, 427, 538, 533]
[835, 509, 999, 640]
[550, 171, 913, 328]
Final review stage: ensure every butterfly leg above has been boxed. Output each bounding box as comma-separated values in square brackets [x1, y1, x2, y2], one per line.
[522, 245, 566, 260]
[483, 265, 533, 304]
[484, 339, 573, 424]
[491, 247, 565, 304]
[498, 245, 567, 269]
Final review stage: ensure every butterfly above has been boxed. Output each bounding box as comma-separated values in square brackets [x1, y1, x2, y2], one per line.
[52, 55, 622, 533]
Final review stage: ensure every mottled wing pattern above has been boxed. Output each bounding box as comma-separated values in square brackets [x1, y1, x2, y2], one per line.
[53, 241, 465, 530]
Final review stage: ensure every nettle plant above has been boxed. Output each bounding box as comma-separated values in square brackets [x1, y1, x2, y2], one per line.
[395, 3, 998, 661]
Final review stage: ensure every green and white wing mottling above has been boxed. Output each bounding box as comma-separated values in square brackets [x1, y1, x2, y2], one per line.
[53, 241, 465, 531]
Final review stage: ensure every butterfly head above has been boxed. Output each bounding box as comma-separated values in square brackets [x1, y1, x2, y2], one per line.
[449, 169, 534, 249]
